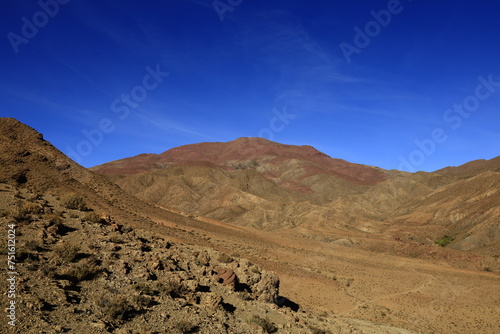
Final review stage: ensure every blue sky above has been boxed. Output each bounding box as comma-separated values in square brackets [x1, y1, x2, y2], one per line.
[1, 0, 499, 172]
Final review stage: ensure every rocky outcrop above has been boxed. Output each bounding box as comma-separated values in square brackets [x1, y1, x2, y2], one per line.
[253, 271, 280, 303]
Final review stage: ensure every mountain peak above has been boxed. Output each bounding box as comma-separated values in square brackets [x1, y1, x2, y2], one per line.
[92, 137, 391, 188]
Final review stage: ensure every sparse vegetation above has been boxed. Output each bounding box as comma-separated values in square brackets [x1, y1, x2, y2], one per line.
[309, 326, 331, 334]
[24, 239, 41, 252]
[217, 253, 233, 263]
[173, 320, 198, 334]
[134, 295, 155, 308]
[62, 194, 87, 211]
[162, 279, 187, 299]
[5, 119, 500, 333]
[43, 213, 63, 225]
[238, 291, 253, 301]
[99, 296, 134, 321]
[134, 283, 155, 296]
[251, 267, 261, 275]
[83, 211, 103, 224]
[11, 207, 31, 222]
[54, 242, 80, 262]
[27, 193, 43, 202]
[0, 247, 7, 255]
[40, 264, 58, 278]
[435, 235, 453, 247]
[22, 202, 43, 214]
[17, 249, 38, 262]
[247, 316, 278, 333]
[65, 259, 100, 281]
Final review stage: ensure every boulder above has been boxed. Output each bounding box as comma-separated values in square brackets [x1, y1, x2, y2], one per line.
[214, 268, 237, 289]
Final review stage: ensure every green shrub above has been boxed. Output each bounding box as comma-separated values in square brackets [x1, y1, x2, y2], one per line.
[134, 295, 155, 308]
[109, 235, 125, 244]
[238, 291, 253, 301]
[435, 235, 453, 247]
[40, 264, 58, 278]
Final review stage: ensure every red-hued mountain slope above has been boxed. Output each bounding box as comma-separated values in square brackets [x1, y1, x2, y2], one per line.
[92, 137, 391, 185]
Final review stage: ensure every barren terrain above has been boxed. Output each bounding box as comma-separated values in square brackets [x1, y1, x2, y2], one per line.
[1, 118, 499, 333]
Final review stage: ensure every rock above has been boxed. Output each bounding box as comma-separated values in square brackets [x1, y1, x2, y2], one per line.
[184, 279, 200, 292]
[90, 321, 107, 329]
[149, 255, 164, 270]
[214, 268, 237, 289]
[196, 252, 210, 266]
[109, 223, 121, 232]
[253, 271, 280, 303]
[46, 224, 59, 236]
[202, 293, 223, 308]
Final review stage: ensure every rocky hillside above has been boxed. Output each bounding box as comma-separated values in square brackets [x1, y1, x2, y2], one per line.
[0, 118, 361, 333]
[0, 185, 295, 333]
[2, 118, 498, 333]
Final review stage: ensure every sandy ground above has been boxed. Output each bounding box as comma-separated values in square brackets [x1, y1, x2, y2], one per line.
[153, 208, 500, 334]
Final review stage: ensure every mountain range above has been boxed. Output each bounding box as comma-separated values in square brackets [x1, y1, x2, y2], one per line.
[1, 118, 499, 333]
[92, 137, 500, 254]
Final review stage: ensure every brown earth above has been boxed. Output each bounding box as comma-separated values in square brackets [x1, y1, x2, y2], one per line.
[1, 118, 499, 333]
[93, 135, 500, 255]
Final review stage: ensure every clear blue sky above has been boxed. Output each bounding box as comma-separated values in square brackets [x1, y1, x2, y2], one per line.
[1, 0, 499, 172]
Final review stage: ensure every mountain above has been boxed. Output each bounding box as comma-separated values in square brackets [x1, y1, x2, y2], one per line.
[91, 138, 401, 229]
[0, 118, 352, 333]
[92, 137, 393, 190]
[93, 137, 500, 255]
[93, 137, 387, 180]
[3, 118, 499, 333]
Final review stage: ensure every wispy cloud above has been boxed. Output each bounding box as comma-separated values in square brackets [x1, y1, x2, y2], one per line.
[231, 9, 381, 114]
[134, 110, 217, 141]
[0, 84, 67, 114]
[54, 58, 116, 99]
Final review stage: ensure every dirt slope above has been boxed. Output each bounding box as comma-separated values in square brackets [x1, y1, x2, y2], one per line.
[1, 117, 369, 333]
[3, 118, 499, 333]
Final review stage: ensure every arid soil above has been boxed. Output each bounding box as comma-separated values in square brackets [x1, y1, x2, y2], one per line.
[1, 118, 499, 333]
[92, 138, 500, 257]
